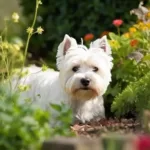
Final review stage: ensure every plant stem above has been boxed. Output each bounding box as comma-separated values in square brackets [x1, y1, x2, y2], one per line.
[22, 0, 39, 68]
[14, 0, 39, 90]
[1, 20, 12, 93]
[117, 27, 120, 36]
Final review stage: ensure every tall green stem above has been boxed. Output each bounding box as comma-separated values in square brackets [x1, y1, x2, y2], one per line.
[14, 0, 39, 90]
[22, 0, 39, 68]
[117, 27, 120, 36]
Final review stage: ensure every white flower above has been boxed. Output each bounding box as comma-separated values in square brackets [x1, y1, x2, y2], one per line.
[38, 0, 42, 5]
[37, 26, 44, 34]
[12, 12, 19, 23]
[27, 27, 34, 34]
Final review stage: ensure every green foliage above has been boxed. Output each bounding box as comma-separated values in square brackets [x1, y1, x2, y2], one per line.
[18, 0, 140, 61]
[0, 86, 50, 150]
[0, 86, 74, 149]
[111, 71, 150, 116]
[50, 103, 74, 137]
[105, 3, 150, 117]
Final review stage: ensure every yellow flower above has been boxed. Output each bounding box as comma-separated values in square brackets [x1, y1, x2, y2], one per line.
[109, 40, 120, 49]
[141, 26, 148, 31]
[19, 70, 29, 78]
[138, 22, 145, 29]
[12, 12, 19, 23]
[133, 24, 139, 29]
[2, 42, 9, 49]
[123, 32, 130, 38]
[138, 22, 144, 26]
[18, 84, 31, 92]
[138, 22, 148, 31]
[136, 21, 150, 31]
[38, 0, 42, 5]
[146, 22, 150, 28]
[129, 27, 137, 33]
[26, 27, 34, 34]
[146, 12, 150, 19]
[13, 44, 20, 51]
[42, 64, 48, 71]
[37, 26, 44, 34]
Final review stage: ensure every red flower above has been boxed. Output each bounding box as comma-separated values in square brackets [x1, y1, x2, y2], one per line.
[130, 39, 139, 47]
[113, 19, 123, 27]
[135, 135, 150, 150]
[100, 31, 110, 37]
[84, 33, 94, 41]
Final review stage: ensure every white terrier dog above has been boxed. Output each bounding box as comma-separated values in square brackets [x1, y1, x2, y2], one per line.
[13, 34, 113, 123]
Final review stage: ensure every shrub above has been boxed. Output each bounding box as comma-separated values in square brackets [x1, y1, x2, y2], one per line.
[0, 86, 50, 150]
[111, 72, 150, 116]
[50, 103, 74, 137]
[104, 2, 150, 117]
[0, 86, 74, 149]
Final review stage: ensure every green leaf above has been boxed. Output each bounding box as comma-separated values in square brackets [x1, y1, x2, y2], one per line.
[50, 103, 62, 112]
[143, 54, 150, 61]
[109, 32, 119, 40]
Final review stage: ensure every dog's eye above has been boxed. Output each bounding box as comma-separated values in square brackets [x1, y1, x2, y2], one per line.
[72, 66, 79, 72]
[93, 66, 99, 72]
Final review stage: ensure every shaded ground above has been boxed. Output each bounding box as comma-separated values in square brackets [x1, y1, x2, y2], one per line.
[71, 118, 143, 137]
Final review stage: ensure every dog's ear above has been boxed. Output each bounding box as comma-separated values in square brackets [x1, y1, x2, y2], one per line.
[58, 34, 78, 55]
[56, 34, 78, 70]
[90, 36, 111, 55]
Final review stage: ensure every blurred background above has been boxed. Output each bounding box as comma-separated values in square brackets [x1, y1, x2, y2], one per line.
[0, 0, 149, 67]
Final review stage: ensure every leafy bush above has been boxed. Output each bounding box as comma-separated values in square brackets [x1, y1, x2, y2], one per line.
[0, 86, 50, 150]
[18, 0, 140, 61]
[50, 104, 74, 137]
[111, 72, 150, 116]
[0, 86, 74, 149]
[104, 2, 150, 117]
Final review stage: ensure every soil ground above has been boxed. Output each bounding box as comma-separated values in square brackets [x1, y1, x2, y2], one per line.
[71, 118, 143, 137]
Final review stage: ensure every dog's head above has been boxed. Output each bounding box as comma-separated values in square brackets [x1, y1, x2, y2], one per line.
[57, 34, 113, 101]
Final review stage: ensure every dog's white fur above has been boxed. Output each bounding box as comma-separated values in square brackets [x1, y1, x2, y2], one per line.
[12, 34, 113, 123]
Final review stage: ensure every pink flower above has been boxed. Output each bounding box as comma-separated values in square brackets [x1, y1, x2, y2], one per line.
[113, 19, 123, 27]
[135, 135, 150, 150]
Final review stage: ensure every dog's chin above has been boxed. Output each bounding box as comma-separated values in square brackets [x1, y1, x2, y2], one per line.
[73, 88, 98, 101]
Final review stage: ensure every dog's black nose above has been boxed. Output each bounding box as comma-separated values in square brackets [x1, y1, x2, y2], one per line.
[81, 78, 90, 86]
